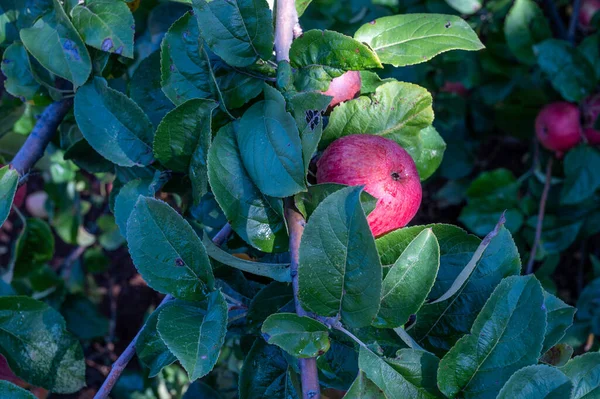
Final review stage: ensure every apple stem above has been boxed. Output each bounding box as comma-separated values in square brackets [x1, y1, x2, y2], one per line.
[94, 223, 232, 399]
[568, 0, 582, 43]
[525, 157, 554, 275]
[10, 98, 73, 179]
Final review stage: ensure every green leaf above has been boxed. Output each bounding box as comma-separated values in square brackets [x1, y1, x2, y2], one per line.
[136, 301, 176, 378]
[237, 85, 306, 198]
[504, 0, 552, 65]
[160, 12, 263, 109]
[535, 39, 596, 102]
[261, 313, 330, 358]
[290, 30, 382, 91]
[20, 0, 91, 88]
[60, 296, 109, 340]
[543, 291, 575, 353]
[541, 343, 574, 367]
[320, 82, 434, 162]
[239, 339, 299, 399]
[153, 98, 217, 172]
[359, 347, 441, 398]
[207, 123, 288, 252]
[129, 51, 175, 129]
[71, 0, 134, 58]
[74, 77, 154, 167]
[561, 352, 600, 399]
[438, 276, 546, 399]
[344, 371, 386, 399]
[430, 217, 506, 304]
[561, 145, 600, 204]
[354, 14, 484, 67]
[0, 296, 85, 393]
[126, 197, 214, 301]
[294, 183, 377, 220]
[298, 186, 382, 328]
[404, 126, 446, 181]
[444, 0, 482, 15]
[14, 218, 54, 278]
[203, 236, 291, 282]
[497, 365, 573, 399]
[157, 292, 227, 380]
[191, 0, 274, 67]
[247, 282, 294, 331]
[289, 91, 331, 170]
[296, 0, 313, 16]
[579, 34, 600, 81]
[0, 380, 36, 399]
[0, 165, 18, 228]
[1, 42, 40, 100]
[114, 178, 154, 237]
[374, 228, 440, 328]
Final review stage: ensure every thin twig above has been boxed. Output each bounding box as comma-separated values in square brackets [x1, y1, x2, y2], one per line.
[544, 0, 568, 39]
[94, 223, 232, 399]
[526, 157, 554, 275]
[568, 0, 582, 43]
[10, 98, 73, 178]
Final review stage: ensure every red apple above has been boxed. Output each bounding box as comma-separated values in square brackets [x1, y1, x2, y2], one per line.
[584, 128, 600, 145]
[535, 102, 582, 156]
[316, 134, 422, 237]
[440, 81, 468, 97]
[580, 0, 600, 29]
[323, 71, 361, 108]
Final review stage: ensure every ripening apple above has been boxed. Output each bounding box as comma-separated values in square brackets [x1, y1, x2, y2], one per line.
[580, 0, 600, 29]
[316, 134, 422, 237]
[535, 102, 582, 156]
[323, 71, 361, 108]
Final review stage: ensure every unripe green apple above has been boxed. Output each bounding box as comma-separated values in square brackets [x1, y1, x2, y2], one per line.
[323, 71, 361, 108]
[535, 102, 582, 157]
[316, 134, 422, 237]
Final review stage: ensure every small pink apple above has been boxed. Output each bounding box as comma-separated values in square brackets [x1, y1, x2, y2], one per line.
[580, 0, 600, 29]
[535, 102, 582, 157]
[440, 81, 468, 97]
[323, 71, 361, 108]
[316, 134, 422, 237]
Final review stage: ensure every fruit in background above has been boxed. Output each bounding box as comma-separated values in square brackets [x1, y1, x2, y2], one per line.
[316, 134, 422, 237]
[535, 102, 582, 156]
[323, 71, 362, 107]
[26, 191, 49, 219]
[582, 94, 600, 144]
[579, 0, 600, 29]
[440, 81, 468, 97]
[584, 128, 600, 145]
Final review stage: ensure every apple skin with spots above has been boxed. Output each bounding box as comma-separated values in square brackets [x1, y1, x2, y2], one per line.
[323, 71, 362, 108]
[317, 134, 422, 237]
[535, 102, 582, 157]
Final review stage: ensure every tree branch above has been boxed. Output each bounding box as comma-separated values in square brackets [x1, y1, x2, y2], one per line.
[568, 0, 582, 43]
[526, 157, 553, 275]
[10, 98, 73, 177]
[544, 0, 568, 40]
[94, 222, 232, 399]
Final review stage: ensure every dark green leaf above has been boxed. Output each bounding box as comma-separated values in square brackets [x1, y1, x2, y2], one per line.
[74, 77, 154, 167]
[14, 218, 54, 278]
[374, 228, 440, 328]
[561, 145, 600, 204]
[262, 313, 330, 358]
[137, 302, 177, 377]
[60, 296, 109, 340]
[203, 236, 291, 282]
[535, 39, 595, 102]
[0, 166, 18, 228]
[0, 380, 36, 399]
[403, 126, 446, 181]
[207, 122, 288, 252]
[191, 0, 274, 67]
[239, 339, 299, 399]
[497, 365, 573, 399]
[294, 183, 377, 220]
[354, 14, 484, 67]
[541, 343, 574, 367]
[543, 291, 575, 353]
[71, 0, 134, 58]
[504, 0, 552, 65]
[157, 292, 227, 380]
[153, 98, 217, 172]
[438, 276, 546, 399]
[320, 82, 434, 167]
[0, 296, 85, 393]
[344, 371, 386, 399]
[237, 85, 305, 198]
[298, 186, 382, 328]
[247, 282, 294, 331]
[579, 34, 600, 81]
[114, 178, 154, 237]
[129, 51, 174, 129]
[359, 347, 441, 398]
[127, 197, 214, 301]
[20, 0, 91, 88]
[1, 42, 40, 100]
[561, 352, 600, 399]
